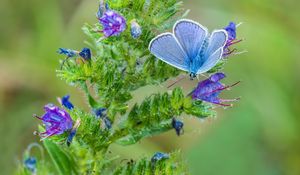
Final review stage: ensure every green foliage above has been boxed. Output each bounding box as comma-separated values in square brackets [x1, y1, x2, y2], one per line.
[114, 88, 213, 145]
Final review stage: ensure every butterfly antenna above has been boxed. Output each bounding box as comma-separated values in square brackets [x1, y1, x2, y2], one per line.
[167, 75, 186, 88]
[236, 22, 243, 28]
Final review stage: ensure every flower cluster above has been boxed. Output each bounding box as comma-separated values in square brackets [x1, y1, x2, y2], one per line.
[97, 3, 126, 37]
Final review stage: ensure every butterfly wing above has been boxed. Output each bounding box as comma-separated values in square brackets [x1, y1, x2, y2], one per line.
[197, 48, 223, 74]
[149, 33, 189, 71]
[173, 19, 208, 59]
[197, 30, 228, 74]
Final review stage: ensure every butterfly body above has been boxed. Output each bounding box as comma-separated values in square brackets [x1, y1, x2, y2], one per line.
[149, 19, 228, 79]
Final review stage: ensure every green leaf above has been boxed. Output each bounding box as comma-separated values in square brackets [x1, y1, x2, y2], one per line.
[43, 140, 78, 175]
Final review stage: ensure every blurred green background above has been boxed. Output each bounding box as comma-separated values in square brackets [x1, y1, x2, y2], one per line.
[1, 0, 299, 174]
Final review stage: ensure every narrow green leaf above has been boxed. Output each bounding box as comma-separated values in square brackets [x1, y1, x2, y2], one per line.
[43, 140, 78, 175]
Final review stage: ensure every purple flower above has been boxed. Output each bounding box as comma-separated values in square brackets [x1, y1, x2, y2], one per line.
[223, 22, 242, 57]
[98, 10, 126, 37]
[172, 118, 184, 136]
[192, 73, 240, 106]
[35, 104, 73, 139]
[61, 95, 74, 110]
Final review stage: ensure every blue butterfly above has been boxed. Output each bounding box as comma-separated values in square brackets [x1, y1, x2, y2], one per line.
[149, 19, 228, 79]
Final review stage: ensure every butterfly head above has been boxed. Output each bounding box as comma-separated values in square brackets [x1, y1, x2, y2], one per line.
[189, 72, 197, 80]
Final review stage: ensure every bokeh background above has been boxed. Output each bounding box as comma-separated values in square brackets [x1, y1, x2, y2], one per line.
[1, 0, 300, 174]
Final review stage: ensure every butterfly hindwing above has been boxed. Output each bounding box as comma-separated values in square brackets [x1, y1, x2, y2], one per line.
[205, 30, 228, 58]
[174, 19, 208, 59]
[196, 30, 227, 74]
[149, 33, 189, 71]
[197, 48, 223, 74]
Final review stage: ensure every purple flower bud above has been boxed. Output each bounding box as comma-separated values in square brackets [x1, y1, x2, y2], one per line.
[99, 10, 127, 37]
[96, 0, 105, 19]
[172, 118, 184, 136]
[130, 20, 142, 39]
[93, 108, 111, 129]
[151, 152, 169, 165]
[24, 157, 37, 173]
[102, 117, 112, 130]
[93, 108, 107, 119]
[35, 104, 73, 139]
[223, 22, 243, 57]
[192, 73, 240, 106]
[61, 95, 74, 110]
[79, 48, 91, 61]
[66, 119, 80, 146]
[224, 22, 236, 41]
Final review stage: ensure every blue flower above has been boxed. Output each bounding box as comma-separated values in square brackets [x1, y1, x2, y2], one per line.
[172, 118, 184, 136]
[57, 48, 77, 57]
[24, 157, 37, 173]
[130, 20, 142, 39]
[61, 95, 74, 110]
[151, 152, 169, 164]
[79, 48, 91, 61]
[35, 104, 73, 139]
[192, 73, 240, 106]
[98, 10, 127, 37]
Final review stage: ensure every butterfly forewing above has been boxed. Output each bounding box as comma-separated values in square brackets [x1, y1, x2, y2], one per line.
[174, 20, 208, 59]
[149, 33, 189, 71]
